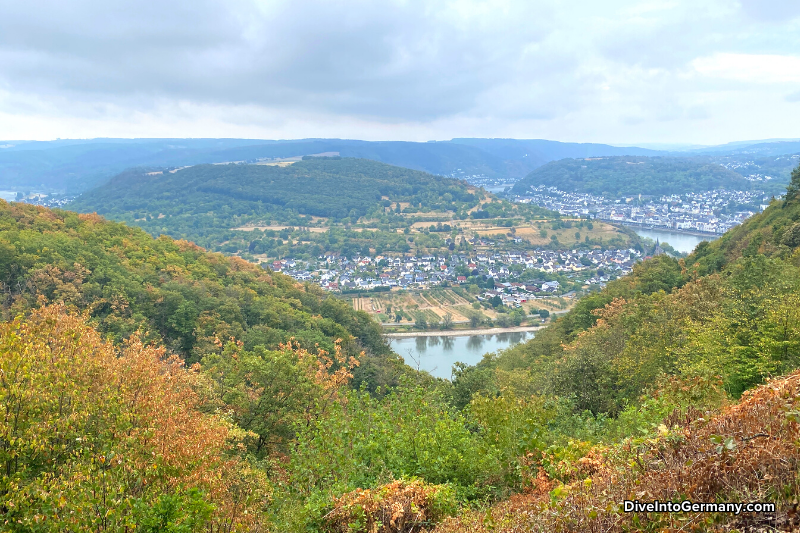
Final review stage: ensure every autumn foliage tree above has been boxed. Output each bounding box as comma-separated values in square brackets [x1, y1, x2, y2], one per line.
[201, 337, 360, 458]
[0, 306, 268, 532]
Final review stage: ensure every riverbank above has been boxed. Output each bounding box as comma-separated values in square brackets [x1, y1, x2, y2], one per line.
[385, 325, 543, 338]
[608, 220, 720, 237]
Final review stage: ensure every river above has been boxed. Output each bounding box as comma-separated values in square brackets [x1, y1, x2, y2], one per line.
[633, 227, 718, 254]
[389, 331, 534, 379]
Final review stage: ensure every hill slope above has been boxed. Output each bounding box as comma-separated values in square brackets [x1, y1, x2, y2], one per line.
[689, 165, 800, 274]
[427, 164, 800, 532]
[68, 157, 559, 256]
[511, 155, 754, 197]
[5, 165, 800, 532]
[71, 157, 481, 221]
[0, 200, 403, 388]
[6, 137, 798, 195]
[487, 166, 800, 410]
[450, 138, 662, 164]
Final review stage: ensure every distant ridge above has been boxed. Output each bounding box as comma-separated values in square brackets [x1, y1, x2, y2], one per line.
[687, 139, 800, 156]
[2, 137, 799, 193]
[0, 137, 667, 193]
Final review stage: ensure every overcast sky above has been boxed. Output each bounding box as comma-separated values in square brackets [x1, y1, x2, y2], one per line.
[1, 0, 799, 144]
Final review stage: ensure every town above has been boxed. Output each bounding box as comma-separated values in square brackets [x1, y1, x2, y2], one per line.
[270, 247, 644, 298]
[512, 185, 769, 234]
[5, 191, 76, 208]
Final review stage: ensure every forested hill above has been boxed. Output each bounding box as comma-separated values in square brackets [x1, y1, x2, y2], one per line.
[72, 157, 479, 221]
[5, 167, 800, 532]
[0, 200, 403, 389]
[69, 157, 515, 251]
[510, 155, 754, 197]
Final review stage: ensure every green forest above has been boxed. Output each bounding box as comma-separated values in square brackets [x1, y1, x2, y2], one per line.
[511, 155, 771, 197]
[70, 158, 481, 224]
[0, 202, 407, 389]
[68, 158, 555, 258]
[3, 163, 800, 532]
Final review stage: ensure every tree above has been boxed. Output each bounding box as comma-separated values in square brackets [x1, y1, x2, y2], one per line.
[441, 313, 453, 329]
[784, 163, 800, 205]
[201, 340, 357, 457]
[467, 311, 482, 328]
[0, 306, 268, 531]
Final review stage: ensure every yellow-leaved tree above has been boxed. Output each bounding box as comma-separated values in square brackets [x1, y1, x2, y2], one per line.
[0, 305, 269, 532]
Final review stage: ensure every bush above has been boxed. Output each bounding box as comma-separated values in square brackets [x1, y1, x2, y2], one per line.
[287, 383, 503, 502]
[321, 479, 457, 533]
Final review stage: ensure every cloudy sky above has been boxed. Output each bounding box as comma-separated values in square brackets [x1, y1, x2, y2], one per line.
[1, 0, 799, 144]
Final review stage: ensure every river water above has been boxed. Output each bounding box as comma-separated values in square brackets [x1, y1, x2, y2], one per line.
[389, 332, 534, 380]
[388, 228, 719, 378]
[633, 228, 718, 254]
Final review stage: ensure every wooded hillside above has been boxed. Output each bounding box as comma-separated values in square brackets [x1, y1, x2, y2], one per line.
[511, 156, 755, 197]
[0, 200, 403, 389]
[68, 157, 555, 256]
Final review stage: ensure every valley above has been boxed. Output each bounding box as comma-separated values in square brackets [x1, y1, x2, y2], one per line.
[5, 146, 800, 533]
[7, 2, 800, 530]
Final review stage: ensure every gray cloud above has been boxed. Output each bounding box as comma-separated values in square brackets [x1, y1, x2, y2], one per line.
[0, 0, 799, 142]
[0, 1, 558, 120]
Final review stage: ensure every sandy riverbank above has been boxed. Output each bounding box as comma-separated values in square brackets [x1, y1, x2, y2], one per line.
[384, 325, 543, 338]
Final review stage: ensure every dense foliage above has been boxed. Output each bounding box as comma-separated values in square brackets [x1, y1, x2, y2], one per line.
[437, 370, 800, 533]
[70, 158, 480, 229]
[511, 155, 754, 197]
[0, 306, 269, 531]
[0, 200, 403, 388]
